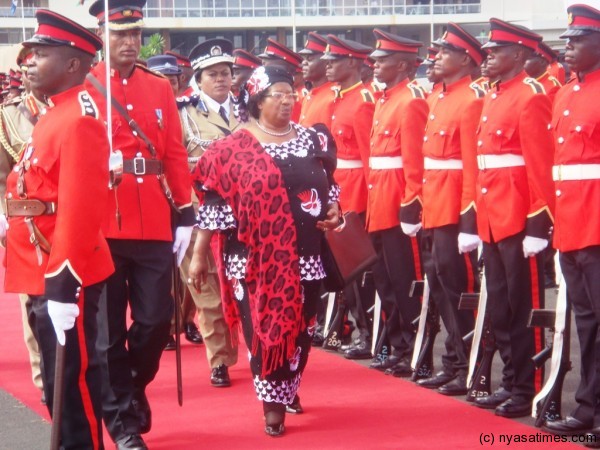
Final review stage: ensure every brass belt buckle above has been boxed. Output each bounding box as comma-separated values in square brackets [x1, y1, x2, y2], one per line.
[133, 157, 146, 175]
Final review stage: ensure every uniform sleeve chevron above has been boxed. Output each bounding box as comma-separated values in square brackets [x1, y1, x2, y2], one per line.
[523, 77, 546, 94]
[360, 88, 374, 103]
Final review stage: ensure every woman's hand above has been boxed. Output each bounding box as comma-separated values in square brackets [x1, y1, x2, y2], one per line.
[316, 202, 341, 231]
[188, 253, 208, 293]
[187, 228, 214, 293]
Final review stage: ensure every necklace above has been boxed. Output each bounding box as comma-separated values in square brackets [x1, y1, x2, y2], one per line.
[256, 121, 293, 137]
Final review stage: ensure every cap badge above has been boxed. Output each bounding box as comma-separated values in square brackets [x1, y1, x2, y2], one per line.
[376, 40, 381, 49]
[568, 12, 573, 25]
[211, 45, 223, 56]
[123, 9, 133, 17]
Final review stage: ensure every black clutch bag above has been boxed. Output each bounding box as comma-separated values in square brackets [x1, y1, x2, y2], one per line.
[321, 211, 378, 292]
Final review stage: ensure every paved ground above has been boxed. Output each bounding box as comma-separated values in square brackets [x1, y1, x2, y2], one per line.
[0, 286, 583, 449]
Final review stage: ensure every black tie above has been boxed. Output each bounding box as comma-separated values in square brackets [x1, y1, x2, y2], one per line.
[219, 106, 229, 125]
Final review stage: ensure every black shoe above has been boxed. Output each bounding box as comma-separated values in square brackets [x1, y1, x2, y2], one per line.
[340, 336, 366, 352]
[542, 416, 592, 435]
[211, 364, 231, 387]
[416, 371, 455, 389]
[438, 376, 468, 396]
[385, 359, 413, 378]
[285, 395, 303, 414]
[495, 397, 532, 418]
[473, 387, 511, 409]
[116, 434, 148, 450]
[132, 391, 151, 434]
[311, 332, 325, 347]
[184, 323, 203, 344]
[344, 341, 372, 360]
[40, 390, 46, 405]
[585, 427, 600, 448]
[164, 335, 176, 351]
[369, 354, 401, 371]
[264, 423, 285, 437]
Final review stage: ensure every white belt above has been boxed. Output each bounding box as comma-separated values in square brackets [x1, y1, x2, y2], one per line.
[337, 158, 364, 169]
[553, 164, 600, 181]
[477, 154, 525, 170]
[424, 157, 463, 170]
[369, 156, 403, 169]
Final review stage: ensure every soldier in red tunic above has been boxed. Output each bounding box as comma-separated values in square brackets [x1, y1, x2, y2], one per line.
[298, 32, 335, 129]
[414, 22, 486, 395]
[86, 2, 195, 449]
[472, 18, 555, 418]
[3, 9, 113, 449]
[543, 5, 600, 443]
[365, 29, 428, 375]
[524, 40, 563, 102]
[322, 35, 376, 359]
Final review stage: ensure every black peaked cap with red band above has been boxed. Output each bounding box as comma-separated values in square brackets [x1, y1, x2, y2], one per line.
[482, 18, 542, 51]
[433, 22, 487, 66]
[165, 50, 192, 68]
[371, 29, 422, 58]
[535, 41, 558, 63]
[233, 49, 262, 69]
[560, 4, 600, 38]
[322, 35, 372, 60]
[89, 0, 146, 28]
[258, 38, 303, 67]
[298, 32, 328, 55]
[23, 9, 103, 56]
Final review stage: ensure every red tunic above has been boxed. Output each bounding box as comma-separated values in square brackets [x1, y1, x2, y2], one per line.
[299, 81, 335, 129]
[422, 76, 484, 232]
[536, 71, 562, 103]
[552, 70, 600, 252]
[476, 72, 555, 243]
[548, 61, 566, 86]
[330, 82, 375, 214]
[86, 62, 193, 241]
[4, 86, 114, 301]
[367, 79, 428, 232]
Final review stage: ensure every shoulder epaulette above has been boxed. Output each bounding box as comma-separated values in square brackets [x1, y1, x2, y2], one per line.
[523, 77, 546, 95]
[407, 81, 426, 99]
[136, 63, 166, 79]
[548, 75, 562, 88]
[360, 88, 374, 103]
[468, 81, 486, 98]
[78, 91, 99, 118]
[4, 96, 22, 107]
[176, 94, 193, 110]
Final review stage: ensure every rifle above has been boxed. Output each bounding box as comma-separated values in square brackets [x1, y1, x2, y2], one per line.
[172, 254, 183, 406]
[322, 291, 347, 351]
[531, 279, 571, 426]
[410, 278, 439, 381]
[49, 341, 66, 450]
[462, 275, 497, 402]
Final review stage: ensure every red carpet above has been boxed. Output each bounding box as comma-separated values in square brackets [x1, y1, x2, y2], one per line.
[0, 288, 582, 449]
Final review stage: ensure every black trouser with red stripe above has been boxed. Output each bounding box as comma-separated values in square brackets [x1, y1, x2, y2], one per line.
[483, 231, 545, 400]
[370, 226, 422, 359]
[30, 283, 105, 450]
[560, 246, 600, 425]
[98, 239, 173, 442]
[422, 225, 478, 376]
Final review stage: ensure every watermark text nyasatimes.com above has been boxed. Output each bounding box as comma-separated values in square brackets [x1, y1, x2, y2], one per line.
[479, 432, 597, 445]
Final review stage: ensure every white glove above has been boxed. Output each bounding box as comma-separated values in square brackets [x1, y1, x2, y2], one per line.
[522, 235, 549, 258]
[458, 232, 481, 254]
[47, 300, 80, 346]
[173, 226, 193, 266]
[0, 214, 8, 241]
[400, 222, 422, 237]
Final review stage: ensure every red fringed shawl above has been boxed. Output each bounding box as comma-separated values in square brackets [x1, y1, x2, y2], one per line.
[192, 129, 304, 376]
